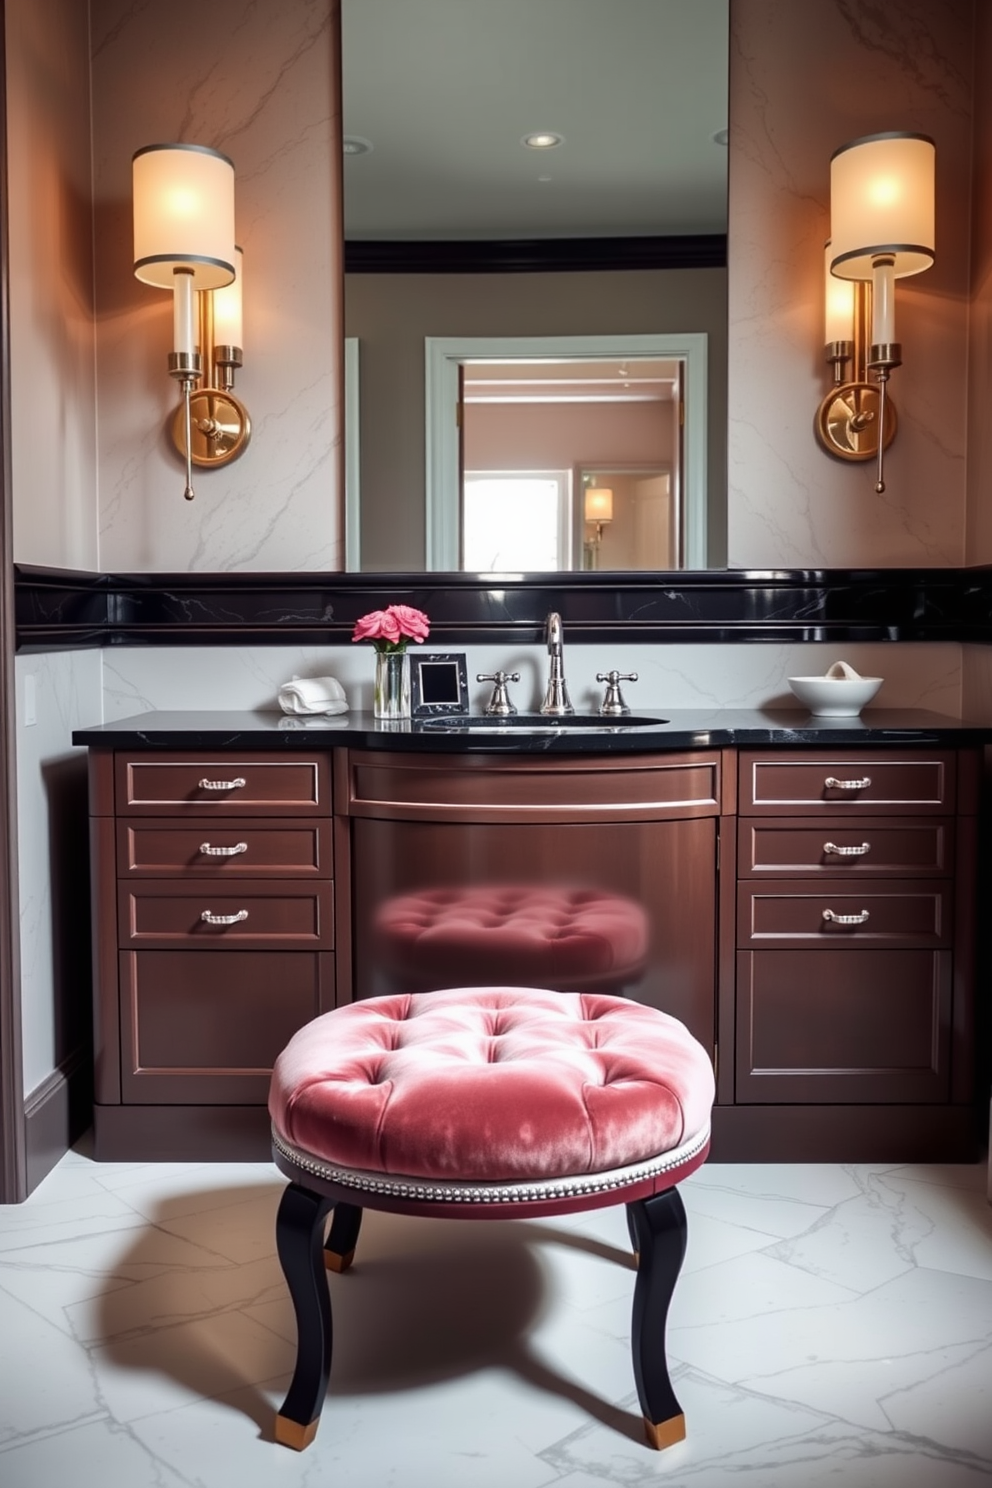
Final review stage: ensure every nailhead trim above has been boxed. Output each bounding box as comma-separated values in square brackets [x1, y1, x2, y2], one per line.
[271, 1124, 710, 1204]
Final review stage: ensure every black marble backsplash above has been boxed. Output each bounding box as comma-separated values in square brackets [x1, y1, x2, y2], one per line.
[14, 564, 992, 652]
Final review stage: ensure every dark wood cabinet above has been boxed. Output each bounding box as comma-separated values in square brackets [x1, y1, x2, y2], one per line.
[88, 750, 336, 1159]
[83, 739, 982, 1161]
[724, 748, 979, 1157]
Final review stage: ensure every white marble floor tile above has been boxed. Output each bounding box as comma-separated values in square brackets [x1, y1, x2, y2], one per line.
[0, 1417, 195, 1488]
[3, 1152, 992, 1488]
[0, 1286, 105, 1444]
[90, 1307, 298, 1424]
[869, 1169, 992, 1282]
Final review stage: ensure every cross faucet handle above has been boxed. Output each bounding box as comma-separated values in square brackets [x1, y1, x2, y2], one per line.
[477, 670, 520, 716]
[596, 670, 638, 716]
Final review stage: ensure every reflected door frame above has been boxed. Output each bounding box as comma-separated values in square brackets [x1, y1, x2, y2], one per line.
[344, 338, 361, 571]
[424, 333, 708, 571]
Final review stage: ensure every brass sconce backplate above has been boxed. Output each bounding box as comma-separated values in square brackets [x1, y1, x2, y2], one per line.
[815, 380, 897, 462]
[172, 388, 251, 468]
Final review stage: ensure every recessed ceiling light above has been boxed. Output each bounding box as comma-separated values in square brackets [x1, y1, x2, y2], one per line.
[712, 128, 729, 147]
[343, 136, 373, 156]
[522, 132, 564, 150]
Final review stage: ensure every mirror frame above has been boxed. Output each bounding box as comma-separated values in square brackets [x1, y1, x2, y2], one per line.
[421, 332, 708, 572]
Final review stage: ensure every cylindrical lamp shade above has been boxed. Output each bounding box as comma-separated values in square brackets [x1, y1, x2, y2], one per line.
[133, 143, 236, 290]
[824, 240, 855, 342]
[829, 132, 935, 281]
[585, 487, 614, 523]
[212, 246, 244, 349]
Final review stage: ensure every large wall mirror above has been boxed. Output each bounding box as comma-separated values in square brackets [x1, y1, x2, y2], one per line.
[341, 0, 729, 574]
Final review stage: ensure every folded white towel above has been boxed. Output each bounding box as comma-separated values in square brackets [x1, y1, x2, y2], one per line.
[277, 675, 349, 716]
[825, 661, 863, 680]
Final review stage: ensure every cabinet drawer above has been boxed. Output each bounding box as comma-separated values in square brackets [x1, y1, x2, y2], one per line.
[347, 749, 720, 822]
[117, 819, 333, 877]
[739, 751, 955, 815]
[737, 879, 952, 947]
[735, 948, 950, 1104]
[738, 818, 954, 878]
[119, 948, 335, 1103]
[118, 880, 334, 948]
[115, 754, 330, 816]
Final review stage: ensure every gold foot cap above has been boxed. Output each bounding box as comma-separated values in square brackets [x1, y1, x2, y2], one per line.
[644, 1413, 686, 1451]
[275, 1414, 320, 1451]
[325, 1247, 355, 1274]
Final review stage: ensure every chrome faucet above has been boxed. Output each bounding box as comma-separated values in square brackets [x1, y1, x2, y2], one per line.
[539, 611, 573, 715]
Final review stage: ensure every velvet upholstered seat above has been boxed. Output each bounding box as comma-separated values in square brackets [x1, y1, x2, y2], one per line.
[373, 886, 649, 993]
[269, 986, 715, 1453]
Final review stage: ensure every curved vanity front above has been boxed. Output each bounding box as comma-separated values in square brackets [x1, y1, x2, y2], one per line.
[73, 708, 988, 1164]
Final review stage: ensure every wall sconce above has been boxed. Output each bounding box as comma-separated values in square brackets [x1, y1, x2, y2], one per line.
[584, 486, 613, 569]
[814, 131, 935, 494]
[132, 143, 250, 501]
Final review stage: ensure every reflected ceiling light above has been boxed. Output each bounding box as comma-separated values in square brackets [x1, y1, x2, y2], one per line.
[522, 131, 563, 150]
[133, 143, 250, 501]
[815, 131, 935, 494]
[343, 136, 373, 155]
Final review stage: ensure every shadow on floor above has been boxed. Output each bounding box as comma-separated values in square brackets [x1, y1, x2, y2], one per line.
[95, 1181, 645, 1445]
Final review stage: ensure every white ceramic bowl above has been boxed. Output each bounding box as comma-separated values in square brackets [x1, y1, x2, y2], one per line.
[787, 675, 882, 716]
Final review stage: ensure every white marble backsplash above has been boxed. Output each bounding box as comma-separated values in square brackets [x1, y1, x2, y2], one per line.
[99, 640, 964, 719]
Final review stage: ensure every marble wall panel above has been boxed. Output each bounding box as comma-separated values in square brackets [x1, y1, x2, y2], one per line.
[14, 651, 104, 1096]
[90, 0, 343, 572]
[966, 1, 992, 569]
[4, 0, 99, 569]
[728, 0, 973, 569]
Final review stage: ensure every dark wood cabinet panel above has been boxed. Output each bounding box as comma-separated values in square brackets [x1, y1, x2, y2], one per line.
[119, 949, 335, 1103]
[736, 948, 951, 1104]
[351, 812, 718, 1053]
[738, 751, 956, 815]
[737, 880, 952, 948]
[118, 818, 333, 877]
[115, 754, 330, 816]
[738, 818, 954, 878]
[117, 879, 335, 949]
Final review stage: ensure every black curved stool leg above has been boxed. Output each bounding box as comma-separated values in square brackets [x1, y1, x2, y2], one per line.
[274, 1183, 336, 1450]
[324, 1200, 363, 1273]
[626, 1204, 640, 1260]
[626, 1185, 688, 1450]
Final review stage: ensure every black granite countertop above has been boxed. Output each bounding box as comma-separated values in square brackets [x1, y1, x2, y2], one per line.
[71, 707, 992, 753]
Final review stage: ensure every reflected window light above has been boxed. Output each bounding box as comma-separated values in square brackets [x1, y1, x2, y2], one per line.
[463, 472, 570, 571]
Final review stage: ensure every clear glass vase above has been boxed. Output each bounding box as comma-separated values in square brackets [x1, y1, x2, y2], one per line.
[373, 649, 411, 720]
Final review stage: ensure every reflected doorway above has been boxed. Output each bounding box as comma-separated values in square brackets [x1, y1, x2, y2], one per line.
[425, 334, 708, 571]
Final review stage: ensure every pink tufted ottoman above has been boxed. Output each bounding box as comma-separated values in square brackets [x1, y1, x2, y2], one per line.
[269, 986, 715, 1452]
[374, 885, 649, 993]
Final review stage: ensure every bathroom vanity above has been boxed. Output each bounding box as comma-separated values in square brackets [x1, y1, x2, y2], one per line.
[73, 707, 988, 1164]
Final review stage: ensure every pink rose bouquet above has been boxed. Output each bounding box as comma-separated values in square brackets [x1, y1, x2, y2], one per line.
[351, 604, 430, 654]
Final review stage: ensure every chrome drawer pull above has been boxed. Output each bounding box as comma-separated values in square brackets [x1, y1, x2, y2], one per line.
[198, 776, 247, 791]
[823, 841, 871, 857]
[822, 908, 870, 925]
[824, 776, 871, 791]
[200, 909, 249, 926]
[199, 842, 248, 857]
